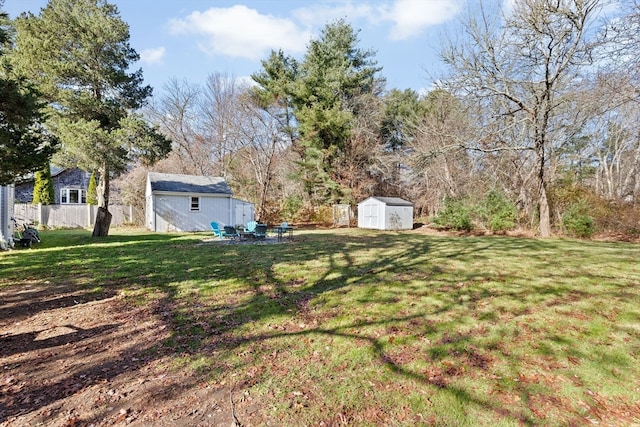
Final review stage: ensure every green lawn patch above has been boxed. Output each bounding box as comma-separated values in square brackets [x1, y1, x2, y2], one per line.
[2, 228, 639, 426]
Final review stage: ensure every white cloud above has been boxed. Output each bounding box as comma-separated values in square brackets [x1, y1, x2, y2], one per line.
[291, 2, 377, 28]
[169, 5, 311, 60]
[291, 0, 461, 42]
[384, 0, 461, 40]
[140, 47, 166, 65]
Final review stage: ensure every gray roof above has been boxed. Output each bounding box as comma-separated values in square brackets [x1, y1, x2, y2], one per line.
[148, 172, 232, 195]
[366, 196, 413, 206]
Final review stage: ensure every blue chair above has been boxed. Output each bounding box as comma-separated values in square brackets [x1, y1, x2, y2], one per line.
[210, 221, 223, 239]
[245, 221, 257, 233]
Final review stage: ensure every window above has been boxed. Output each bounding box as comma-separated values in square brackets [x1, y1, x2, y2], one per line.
[60, 189, 87, 204]
[190, 196, 200, 211]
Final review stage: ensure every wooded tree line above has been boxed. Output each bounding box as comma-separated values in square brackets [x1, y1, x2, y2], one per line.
[2, 0, 640, 237]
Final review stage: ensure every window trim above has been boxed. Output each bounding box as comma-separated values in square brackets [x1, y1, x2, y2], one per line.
[60, 188, 87, 204]
[190, 196, 200, 211]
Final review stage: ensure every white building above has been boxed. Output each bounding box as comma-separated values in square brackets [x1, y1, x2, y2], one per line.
[145, 172, 254, 232]
[0, 185, 15, 249]
[357, 196, 414, 230]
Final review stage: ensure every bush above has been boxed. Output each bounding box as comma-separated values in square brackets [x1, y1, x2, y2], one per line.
[432, 196, 473, 231]
[562, 200, 595, 238]
[281, 195, 303, 222]
[87, 171, 98, 205]
[311, 205, 334, 225]
[33, 163, 55, 205]
[478, 189, 517, 232]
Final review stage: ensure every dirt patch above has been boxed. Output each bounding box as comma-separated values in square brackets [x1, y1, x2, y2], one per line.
[0, 284, 255, 427]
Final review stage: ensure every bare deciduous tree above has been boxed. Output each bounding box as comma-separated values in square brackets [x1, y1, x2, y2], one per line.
[440, 0, 605, 237]
[146, 78, 214, 175]
[409, 90, 478, 216]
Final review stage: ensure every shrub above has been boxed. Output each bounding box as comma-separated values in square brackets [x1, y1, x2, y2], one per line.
[33, 163, 55, 205]
[432, 196, 473, 231]
[562, 200, 595, 238]
[311, 205, 334, 225]
[281, 195, 303, 222]
[87, 171, 98, 205]
[478, 189, 517, 232]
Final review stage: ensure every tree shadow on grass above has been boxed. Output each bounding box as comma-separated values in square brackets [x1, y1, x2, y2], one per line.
[2, 229, 639, 425]
[0, 324, 119, 358]
[0, 285, 117, 327]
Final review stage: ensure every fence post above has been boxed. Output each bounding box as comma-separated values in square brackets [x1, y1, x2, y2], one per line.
[37, 203, 43, 226]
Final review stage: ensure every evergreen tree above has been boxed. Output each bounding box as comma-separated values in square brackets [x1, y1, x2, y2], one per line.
[11, 0, 170, 236]
[253, 20, 382, 205]
[292, 20, 382, 204]
[87, 170, 98, 205]
[0, 6, 57, 185]
[32, 163, 55, 205]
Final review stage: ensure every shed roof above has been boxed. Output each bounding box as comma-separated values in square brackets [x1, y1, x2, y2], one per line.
[148, 172, 232, 195]
[360, 196, 413, 207]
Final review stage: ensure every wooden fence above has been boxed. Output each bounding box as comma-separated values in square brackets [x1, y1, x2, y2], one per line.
[14, 204, 133, 228]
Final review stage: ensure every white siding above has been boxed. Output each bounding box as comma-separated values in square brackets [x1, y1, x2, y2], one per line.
[358, 198, 382, 229]
[146, 177, 154, 231]
[358, 197, 413, 230]
[0, 185, 15, 245]
[151, 194, 232, 232]
[232, 199, 254, 227]
[384, 206, 413, 230]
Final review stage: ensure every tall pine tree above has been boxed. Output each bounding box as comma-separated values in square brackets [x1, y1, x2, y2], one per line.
[292, 20, 382, 204]
[11, 0, 170, 236]
[0, 6, 57, 185]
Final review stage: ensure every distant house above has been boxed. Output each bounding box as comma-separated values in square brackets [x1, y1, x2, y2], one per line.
[0, 185, 15, 248]
[15, 166, 90, 204]
[145, 172, 254, 232]
[357, 196, 414, 230]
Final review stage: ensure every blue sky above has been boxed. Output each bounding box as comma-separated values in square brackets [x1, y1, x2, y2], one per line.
[5, 0, 477, 96]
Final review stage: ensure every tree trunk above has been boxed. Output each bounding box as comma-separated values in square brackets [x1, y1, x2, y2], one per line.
[92, 162, 111, 237]
[92, 206, 112, 237]
[538, 182, 551, 238]
[536, 138, 551, 238]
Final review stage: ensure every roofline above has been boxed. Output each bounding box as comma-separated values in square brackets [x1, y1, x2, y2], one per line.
[360, 196, 413, 206]
[150, 190, 232, 197]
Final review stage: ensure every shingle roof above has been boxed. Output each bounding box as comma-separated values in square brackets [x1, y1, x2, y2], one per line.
[368, 197, 413, 206]
[148, 172, 232, 195]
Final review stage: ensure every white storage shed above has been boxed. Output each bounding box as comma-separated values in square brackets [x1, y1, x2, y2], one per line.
[145, 172, 254, 232]
[357, 196, 414, 230]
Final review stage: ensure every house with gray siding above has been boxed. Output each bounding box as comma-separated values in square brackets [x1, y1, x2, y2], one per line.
[15, 166, 90, 204]
[146, 172, 254, 232]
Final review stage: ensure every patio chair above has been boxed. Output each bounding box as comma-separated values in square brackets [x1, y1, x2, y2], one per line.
[253, 224, 268, 240]
[244, 221, 257, 233]
[210, 221, 223, 239]
[223, 225, 239, 240]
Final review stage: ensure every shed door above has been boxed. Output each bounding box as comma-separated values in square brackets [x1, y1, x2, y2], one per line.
[364, 203, 379, 228]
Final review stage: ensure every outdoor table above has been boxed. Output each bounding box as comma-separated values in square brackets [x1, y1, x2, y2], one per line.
[239, 231, 255, 241]
[272, 226, 294, 241]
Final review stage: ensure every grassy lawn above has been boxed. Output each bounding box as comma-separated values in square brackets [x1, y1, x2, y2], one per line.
[2, 227, 640, 426]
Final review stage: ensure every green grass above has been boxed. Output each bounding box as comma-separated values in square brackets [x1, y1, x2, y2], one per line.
[2, 228, 640, 426]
